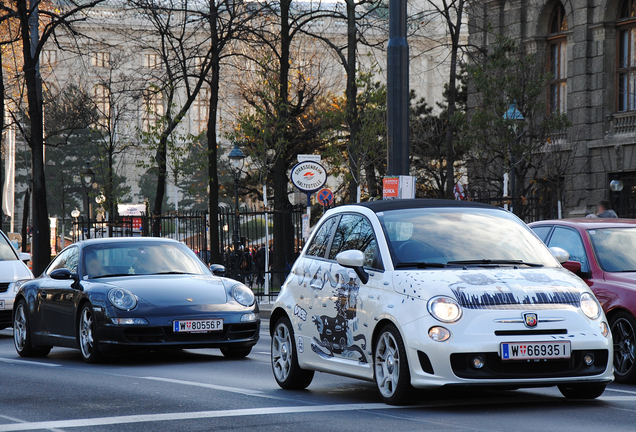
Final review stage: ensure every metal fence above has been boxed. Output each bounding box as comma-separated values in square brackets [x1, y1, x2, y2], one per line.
[469, 190, 543, 223]
[71, 206, 306, 300]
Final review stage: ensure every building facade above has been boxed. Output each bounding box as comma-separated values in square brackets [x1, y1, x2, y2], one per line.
[469, 0, 636, 218]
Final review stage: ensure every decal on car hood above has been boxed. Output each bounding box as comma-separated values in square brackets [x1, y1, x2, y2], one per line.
[393, 268, 584, 309]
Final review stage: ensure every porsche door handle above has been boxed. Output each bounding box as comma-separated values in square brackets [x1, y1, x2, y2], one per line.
[39, 291, 47, 298]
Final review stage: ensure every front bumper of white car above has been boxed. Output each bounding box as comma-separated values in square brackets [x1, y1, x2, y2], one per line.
[401, 306, 614, 389]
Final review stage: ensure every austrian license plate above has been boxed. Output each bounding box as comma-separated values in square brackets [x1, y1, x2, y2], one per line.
[173, 319, 223, 333]
[0, 300, 4, 310]
[501, 341, 571, 361]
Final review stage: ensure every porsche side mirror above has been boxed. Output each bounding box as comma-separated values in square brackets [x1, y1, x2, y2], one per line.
[209, 264, 226, 276]
[336, 250, 369, 284]
[50, 268, 80, 284]
[563, 260, 582, 275]
[549, 247, 570, 264]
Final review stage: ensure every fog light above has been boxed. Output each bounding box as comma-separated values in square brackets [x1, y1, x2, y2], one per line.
[600, 321, 610, 338]
[472, 356, 484, 369]
[240, 313, 258, 322]
[111, 318, 148, 325]
[584, 354, 594, 366]
[428, 326, 451, 342]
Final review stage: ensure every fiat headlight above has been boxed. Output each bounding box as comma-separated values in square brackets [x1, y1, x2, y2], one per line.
[427, 296, 462, 323]
[108, 288, 137, 311]
[580, 292, 600, 320]
[232, 284, 255, 307]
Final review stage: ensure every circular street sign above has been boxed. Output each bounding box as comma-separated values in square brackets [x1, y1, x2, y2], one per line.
[290, 161, 328, 193]
[317, 188, 334, 206]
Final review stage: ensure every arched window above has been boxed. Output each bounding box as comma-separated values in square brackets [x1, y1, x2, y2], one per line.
[618, 0, 636, 111]
[548, 3, 568, 113]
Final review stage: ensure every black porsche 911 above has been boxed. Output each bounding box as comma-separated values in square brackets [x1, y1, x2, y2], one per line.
[12, 238, 259, 362]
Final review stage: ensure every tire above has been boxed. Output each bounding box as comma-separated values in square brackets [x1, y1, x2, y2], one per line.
[220, 346, 252, 358]
[271, 316, 314, 390]
[78, 304, 103, 363]
[13, 299, 51, 357]
[373, 323, 414, 405]
[558, 384, 606, 400]
[609, 311, 636, 383]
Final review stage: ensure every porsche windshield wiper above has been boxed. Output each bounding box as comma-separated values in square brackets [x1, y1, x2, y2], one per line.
[151, 271, 193, 275]
[92, 273, 138, 279]
[394, 262, 447, 269]
[445, 259, 543, 267]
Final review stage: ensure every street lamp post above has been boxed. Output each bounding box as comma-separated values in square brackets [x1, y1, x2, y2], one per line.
[81, 161, 95, 239]
[71, 208, 80, 242]
[228, 144, 246, 280]
[610, 178, 624, 215]
[503, 103, 525, 215]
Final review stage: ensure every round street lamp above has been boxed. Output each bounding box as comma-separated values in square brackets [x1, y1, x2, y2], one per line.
[81, 161, 95, 189]
[610, 179, 624, 192]
[228, 144, 245, 280]
[71, 208, 80, 219]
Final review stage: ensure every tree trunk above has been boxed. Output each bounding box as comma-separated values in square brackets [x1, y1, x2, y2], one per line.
[0, 45, 4, 224]
[346, 0, 360, 204]
[444, 1, 464, 200]
[19, 0, 50, 275]
[271, 0, 293, 287]
[207, 45, 221, 264]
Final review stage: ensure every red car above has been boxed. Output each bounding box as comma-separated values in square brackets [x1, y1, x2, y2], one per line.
[529, 219, 636, 383]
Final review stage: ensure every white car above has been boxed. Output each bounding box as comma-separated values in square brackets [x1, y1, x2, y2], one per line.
[0, 231, 33, 330]
[269, 200, 614, 404]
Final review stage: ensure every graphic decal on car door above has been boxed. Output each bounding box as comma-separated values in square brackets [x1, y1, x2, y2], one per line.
[310, 267, 367, 364]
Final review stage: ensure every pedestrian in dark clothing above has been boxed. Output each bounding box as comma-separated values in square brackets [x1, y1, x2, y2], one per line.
[597, 200, 618, 218]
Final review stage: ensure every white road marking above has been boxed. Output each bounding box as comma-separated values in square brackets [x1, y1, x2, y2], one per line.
[0, 414, 65, 432]
[0, 403, 403, 431]
[0, 357, 61, 368]
[603, 388, 636, 395]
[141, 376, 266, 397]
[598, 396, 636, 402]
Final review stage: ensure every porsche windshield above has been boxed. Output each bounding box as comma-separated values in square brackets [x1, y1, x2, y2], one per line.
[82, 242, 208, 279]
[378, 208, 559, 268]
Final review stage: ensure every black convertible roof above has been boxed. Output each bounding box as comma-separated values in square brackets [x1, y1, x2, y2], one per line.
[351, 199, 501, 213]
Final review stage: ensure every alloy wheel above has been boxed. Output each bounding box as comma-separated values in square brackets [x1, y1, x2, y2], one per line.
[375, 331, 400, 398]
[272, 322, 292, 382]
[13, 303, 27, 352]
[612, 317, 636, 377]
[79, 307, 95, 359]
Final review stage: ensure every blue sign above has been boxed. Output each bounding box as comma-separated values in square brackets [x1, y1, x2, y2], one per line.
[317, 188, 334, 206]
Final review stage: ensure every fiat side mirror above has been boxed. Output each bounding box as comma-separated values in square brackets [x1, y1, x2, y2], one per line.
[18, 252, 30, 263]
[549, 247, 570, 264]
[336, 250, 369, 284]
[209, 264, 226, 277]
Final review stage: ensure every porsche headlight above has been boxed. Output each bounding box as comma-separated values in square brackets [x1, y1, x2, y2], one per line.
[232, 284, 255, 307]
[580, 292, 600, 320]
[427, 296, 462, 323]
[108, 288, 137, 311]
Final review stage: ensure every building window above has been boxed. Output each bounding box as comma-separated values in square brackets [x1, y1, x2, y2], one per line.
[94, 85, 110, 122]
[91, 52, 110, 68]
[142, 90, 164, 131]
[618, 0, 636, 111]
[143, 53, 160, 69]
[548, 3, 568, 113]
[192, 88, 209, 133]
[41, 50, 57, 67]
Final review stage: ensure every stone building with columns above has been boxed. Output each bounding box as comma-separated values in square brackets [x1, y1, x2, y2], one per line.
[468, 0, 636, 218]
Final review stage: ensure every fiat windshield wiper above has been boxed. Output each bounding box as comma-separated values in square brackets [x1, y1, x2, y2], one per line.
[152, 271, 193, 275]
[445, 259, 543, 267]
[394, 262, 447, 269]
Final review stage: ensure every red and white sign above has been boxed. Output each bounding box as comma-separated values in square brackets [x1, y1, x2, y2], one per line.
[291, 161, 327, 192]
[383, 177, 400, 198]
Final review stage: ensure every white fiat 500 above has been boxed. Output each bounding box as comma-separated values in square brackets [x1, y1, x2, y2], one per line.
[269, 199, 614, 405]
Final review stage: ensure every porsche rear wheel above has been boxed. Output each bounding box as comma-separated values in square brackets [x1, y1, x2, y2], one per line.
[13, 299, 51, 358]
[79, 304, 103, 363]
[558, 384, 606, 399]
[220, 346, 252, 358]
[271, 316, 314, 389]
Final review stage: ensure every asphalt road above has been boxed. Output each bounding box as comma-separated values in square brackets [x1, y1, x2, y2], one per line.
[1, 321, 636, 432]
